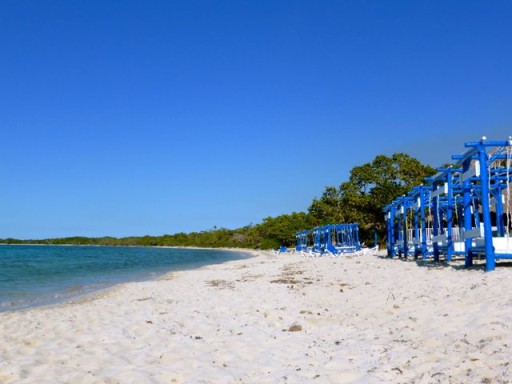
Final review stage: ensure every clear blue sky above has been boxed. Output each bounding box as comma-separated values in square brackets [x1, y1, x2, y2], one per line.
[1, 1, 511, 239]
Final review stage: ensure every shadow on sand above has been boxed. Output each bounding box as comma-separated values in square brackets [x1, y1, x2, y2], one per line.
[377, 254, 512, 271]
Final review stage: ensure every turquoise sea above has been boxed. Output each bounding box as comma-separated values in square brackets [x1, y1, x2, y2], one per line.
[0, 245, 249, 312]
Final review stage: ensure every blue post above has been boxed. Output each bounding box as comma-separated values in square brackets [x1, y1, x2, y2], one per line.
[477, 144, 495, 271]
[313, 227, 321, 252]
[420, 187, 428, 260]
[413, 196, 420, 258]
[462, 159, 473, 267]
[446, 172, 454, 261]
[355, 224, 361, 250]
[388, 206, 395, 257]
[326, 226, 331, 253]
[402, 199, 408, 259]
[432, 181, 440, 262]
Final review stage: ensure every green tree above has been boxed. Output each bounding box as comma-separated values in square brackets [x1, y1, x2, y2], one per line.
[309, 153, 436, 243]
[308, 186, 344, 226]
[250, 212, 312, 248]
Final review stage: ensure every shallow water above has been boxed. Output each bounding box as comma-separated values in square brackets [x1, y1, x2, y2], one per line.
[0, 245, 249, 312]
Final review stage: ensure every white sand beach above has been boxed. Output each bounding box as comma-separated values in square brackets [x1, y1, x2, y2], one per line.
[1, 250, 511, 383]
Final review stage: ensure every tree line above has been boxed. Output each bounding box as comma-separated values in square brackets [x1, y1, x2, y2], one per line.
[1, 153, 435, 249]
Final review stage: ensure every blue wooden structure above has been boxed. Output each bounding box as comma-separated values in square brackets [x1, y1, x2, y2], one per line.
[295, 230, 310, 251]
[452, 137, 512, 271]
[407, 185, 432, 259]
[296, 223, 361, 255]
[384, 136, 512, 271]
[332, 223, 361, 253]
[384, 195, 414, 258]
[425, 167, 466, 262]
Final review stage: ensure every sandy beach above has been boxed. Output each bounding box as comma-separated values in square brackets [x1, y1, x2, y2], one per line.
[1, 249, 511, 383]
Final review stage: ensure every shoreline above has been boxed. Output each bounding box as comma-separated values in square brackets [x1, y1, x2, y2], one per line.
[0, 246, 255, 314]
[58, 249, 260, 312]
[0, 242, 260, 251]
[1, 250, 511, 383]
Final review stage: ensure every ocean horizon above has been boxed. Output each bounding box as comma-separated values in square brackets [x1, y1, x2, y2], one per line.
[0, 245, 250, 312]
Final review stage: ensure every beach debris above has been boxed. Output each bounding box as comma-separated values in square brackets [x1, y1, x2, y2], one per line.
[145, 320, 153, 324]
[270, 278, 300, 284]
[339, 282, 352, 290]
[287, 324, 302, 332]
[392, 367, 403, 374]
[300, 310, 313, 315]
[206, 279, 234, 289]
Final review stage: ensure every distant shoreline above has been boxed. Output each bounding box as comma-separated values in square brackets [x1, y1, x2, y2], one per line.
[0, 242, 259, 252]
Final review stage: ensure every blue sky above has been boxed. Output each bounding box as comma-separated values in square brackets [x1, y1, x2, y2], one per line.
[1, 1, 511, 239]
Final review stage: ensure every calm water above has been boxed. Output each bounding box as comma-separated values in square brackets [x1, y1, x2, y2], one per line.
[0, 245, 249, 312]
